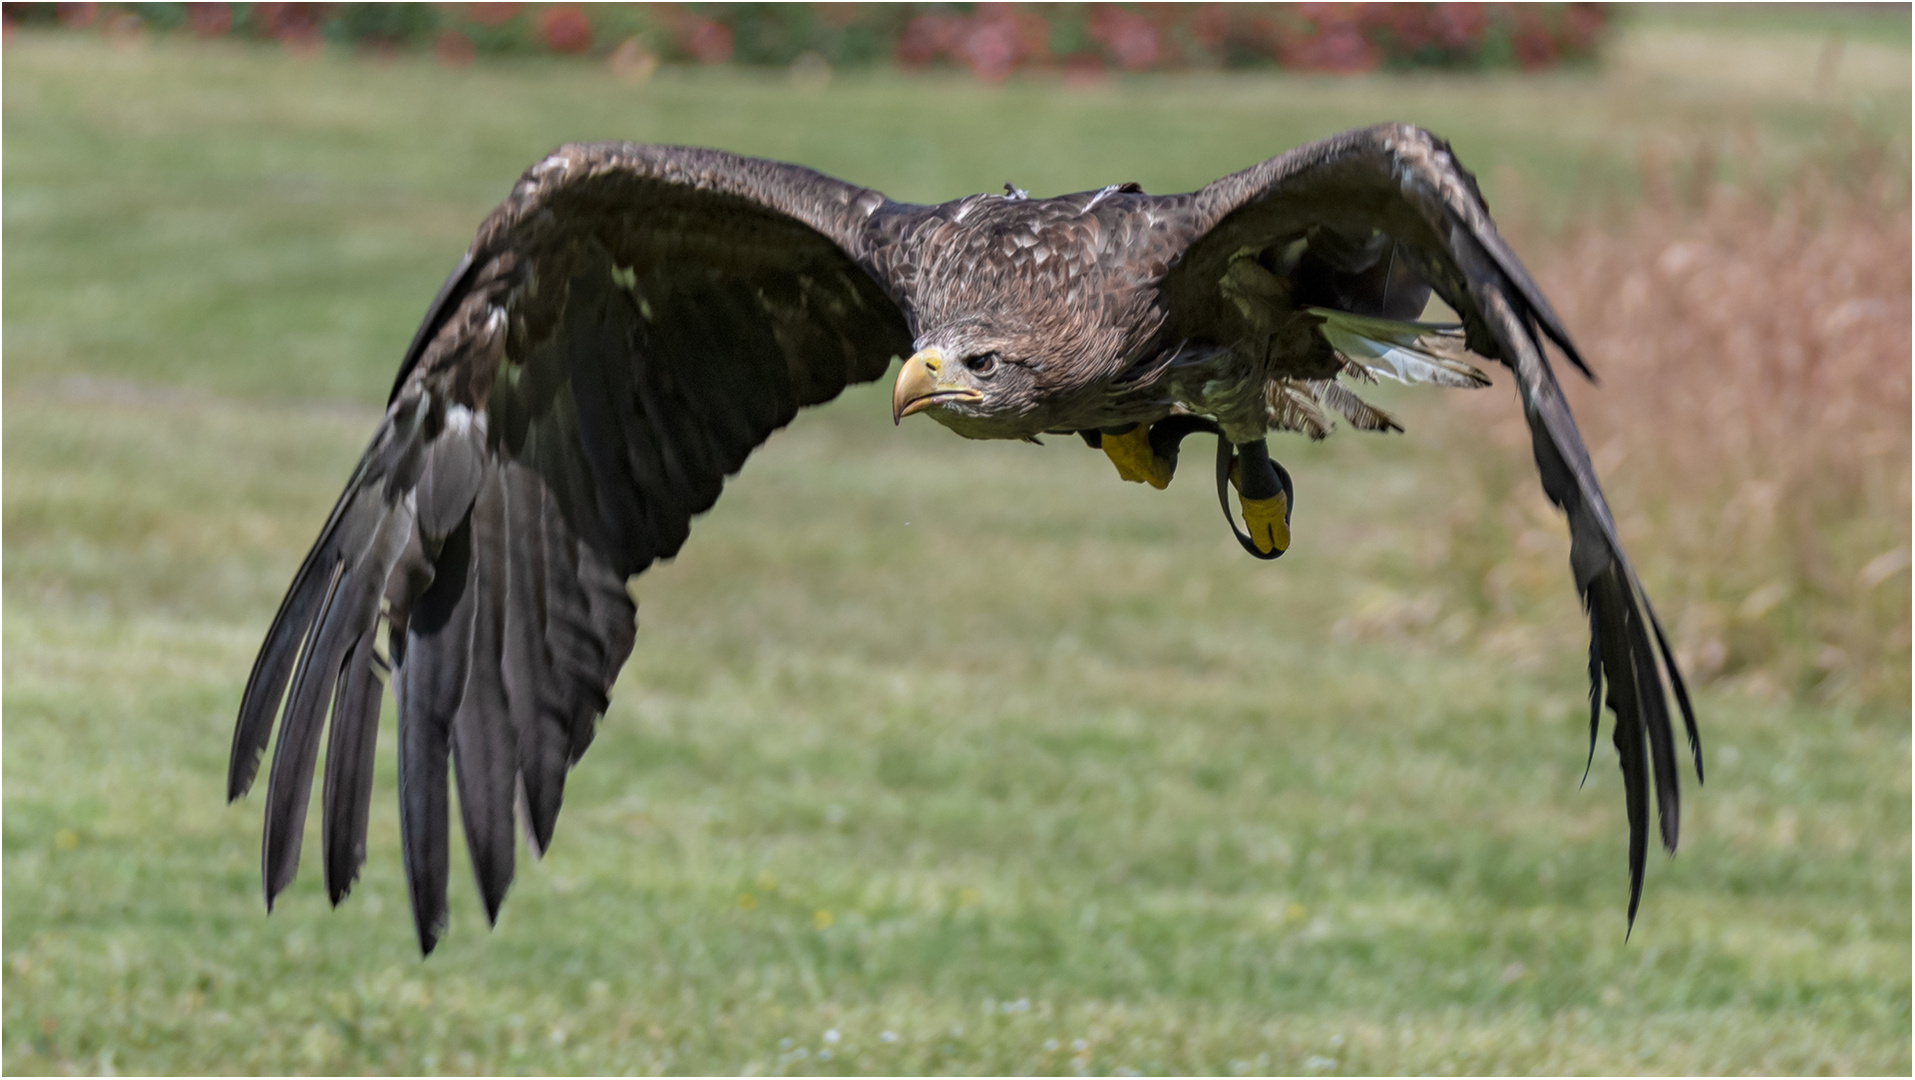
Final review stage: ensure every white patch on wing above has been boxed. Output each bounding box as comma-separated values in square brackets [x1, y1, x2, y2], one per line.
[1309, 307, 1489, 389]
[444, 403, 477, 435]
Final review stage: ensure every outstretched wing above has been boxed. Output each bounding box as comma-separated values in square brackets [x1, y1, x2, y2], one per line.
[228, 144, 913, 953]
[1161, 124, 1701, 930]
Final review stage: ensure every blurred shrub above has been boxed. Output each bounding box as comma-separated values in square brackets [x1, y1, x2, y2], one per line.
[3, 2, 1605, 77]
[1437, 147, 1910, 708]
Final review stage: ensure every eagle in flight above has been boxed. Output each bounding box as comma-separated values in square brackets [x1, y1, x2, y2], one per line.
[230, 125, 1701, 954]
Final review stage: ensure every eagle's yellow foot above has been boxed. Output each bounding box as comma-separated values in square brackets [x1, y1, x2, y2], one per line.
[1103, 425, 1174, 490]
[1230, 452, 1291, 555]
[1240, 488, 1291, 554]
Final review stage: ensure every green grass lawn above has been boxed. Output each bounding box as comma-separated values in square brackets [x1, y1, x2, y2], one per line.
[5, 17, 1909, 1075]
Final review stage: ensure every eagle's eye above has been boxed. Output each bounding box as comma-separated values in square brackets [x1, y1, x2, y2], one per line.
[962, 352, 999, 376]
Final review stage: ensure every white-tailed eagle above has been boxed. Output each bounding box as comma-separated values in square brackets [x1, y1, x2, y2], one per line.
[229, 126, 1701, 953]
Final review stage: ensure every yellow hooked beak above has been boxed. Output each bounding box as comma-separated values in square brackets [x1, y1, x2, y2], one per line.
[892, 348, 983, 424]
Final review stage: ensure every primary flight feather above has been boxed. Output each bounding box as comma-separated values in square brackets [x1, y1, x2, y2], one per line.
[230, 125, 1700, 954]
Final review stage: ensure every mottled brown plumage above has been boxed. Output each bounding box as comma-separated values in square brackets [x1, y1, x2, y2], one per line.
[230, 125, 1699, 954]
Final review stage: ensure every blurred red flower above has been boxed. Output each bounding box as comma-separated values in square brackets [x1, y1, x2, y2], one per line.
[816, 3, 864, 30]
[540, 5, 591, 53]
[1062, 50, 1105, 86]
[1011, 8, 1051, 63]
[957, 10, 1020, 81]
[435, 28, 476, 67]
[895, 12, 958, 67]
[16, 0, 1599, 78]
[466, 4, 520, 28]
[682, 16, 731, 63]
[1563, 2, 1604, 53]
[1430, 2, 1486, 49]
[187, 2, 232, 37]
[1089, 4, 1159, 70]
[56, 2, 97, 28]
[1283, 5, 1379, 73]
[255, 3, 322, 52]
[1512, 8, 1556, 70]
[1186, 3, 1230, 52]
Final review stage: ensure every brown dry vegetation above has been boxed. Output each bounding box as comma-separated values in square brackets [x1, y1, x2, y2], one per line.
[1443, 150, 1911, 708]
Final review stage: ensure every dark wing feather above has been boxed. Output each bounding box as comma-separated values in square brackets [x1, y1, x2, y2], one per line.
[320, 625, 385, 905]
[396, 508, 475, 955]
[1161, 124, 1700, 931]
[449, 468, 518, 926]
[229, 144, 913, 952]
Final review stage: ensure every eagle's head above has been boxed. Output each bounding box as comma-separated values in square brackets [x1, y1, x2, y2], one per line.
[891, 298, 1138, 440]
[889, 195, 1164, 438]
[889, 313, 1046, 439]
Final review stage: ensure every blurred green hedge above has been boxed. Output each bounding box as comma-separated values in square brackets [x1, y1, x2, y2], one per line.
[5, 3, 1605, 77]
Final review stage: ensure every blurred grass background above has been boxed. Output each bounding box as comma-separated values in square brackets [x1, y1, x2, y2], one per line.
[4, 6, 1909, 1074]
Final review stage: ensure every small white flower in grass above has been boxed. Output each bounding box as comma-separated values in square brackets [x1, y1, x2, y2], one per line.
[779, 1038, 794, 1050]
[1329, 1033, 1344, 1047]
[1305, 1055, 1337, 1071]
[824, 1029, 840, 1045]
[1044, 1039, 1060, 1051]
[1072, 1039, 1088, 1052]
[880, 1030, 899, 1044]
[818, 1049, 834, 1062]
